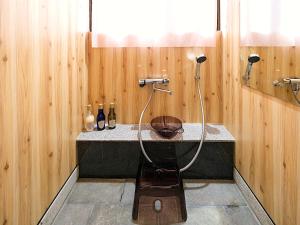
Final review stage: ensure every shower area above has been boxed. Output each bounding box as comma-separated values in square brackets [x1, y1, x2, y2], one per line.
[75, 0, 241, 224]
[1, 0, 300, 225]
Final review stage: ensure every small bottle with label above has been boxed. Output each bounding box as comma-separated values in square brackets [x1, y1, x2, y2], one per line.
[85, 104, 95, 132]
[96, 104, 106, 131]
[108, 103, 116, 129]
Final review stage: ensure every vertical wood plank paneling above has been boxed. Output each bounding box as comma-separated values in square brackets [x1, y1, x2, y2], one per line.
[0, 0, 88, 224]
[88, 44, 223, 124]
[223, 1, 300, 225]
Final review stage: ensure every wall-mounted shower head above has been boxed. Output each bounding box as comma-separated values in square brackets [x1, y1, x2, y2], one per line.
[243, 54, 260, 84]
[195, 54, 207, 80]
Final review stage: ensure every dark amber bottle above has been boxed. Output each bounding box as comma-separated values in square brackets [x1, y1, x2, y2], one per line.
[108, 103, 116, 129]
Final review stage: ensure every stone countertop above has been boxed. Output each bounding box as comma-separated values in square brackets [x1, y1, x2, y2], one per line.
[76, 124, 235, 142]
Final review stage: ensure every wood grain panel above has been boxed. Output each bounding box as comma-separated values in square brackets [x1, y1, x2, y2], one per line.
[222, 1, 300, 225]
[88, 33, 223, 124]
[240, 46, 300, 106]
[0, 0, 88, 225]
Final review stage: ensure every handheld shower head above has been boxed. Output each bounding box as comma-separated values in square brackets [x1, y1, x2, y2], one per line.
[243, 54, 260, 84]
[195, 54, 207, 80]
[196, 54, 207, 64]
[248, 54, 260, 64]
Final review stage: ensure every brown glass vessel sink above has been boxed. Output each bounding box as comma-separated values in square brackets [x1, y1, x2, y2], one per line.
[151, 116, 184, 139]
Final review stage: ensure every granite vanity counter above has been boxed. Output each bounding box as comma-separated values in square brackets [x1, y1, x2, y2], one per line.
[76, 124, 235, 180]
[77, 123, 235, 142]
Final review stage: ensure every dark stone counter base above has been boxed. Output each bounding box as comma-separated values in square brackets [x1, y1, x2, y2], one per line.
[77, 141, 234, 180]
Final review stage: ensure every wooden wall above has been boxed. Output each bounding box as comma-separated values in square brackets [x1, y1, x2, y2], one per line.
[223, 1, 300, 225]
[0, 1, 88, 225]
[88, 34, 223, 124]
[240, 46, 300, 106]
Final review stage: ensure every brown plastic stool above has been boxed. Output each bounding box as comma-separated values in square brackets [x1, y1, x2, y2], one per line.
[132, 152, 187, 225]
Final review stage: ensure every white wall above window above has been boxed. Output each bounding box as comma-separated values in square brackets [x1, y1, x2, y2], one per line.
[240, 0, 300, 46]
[92, 0, 216, 47]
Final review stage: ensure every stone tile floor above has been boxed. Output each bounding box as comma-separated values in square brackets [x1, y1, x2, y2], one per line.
[52, 179, 261, 225]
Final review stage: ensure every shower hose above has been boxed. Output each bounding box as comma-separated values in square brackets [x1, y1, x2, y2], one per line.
[138, 80, 206, 173]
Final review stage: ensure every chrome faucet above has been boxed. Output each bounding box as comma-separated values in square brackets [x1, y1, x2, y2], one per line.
[139, 78, 170, 87]
[273, 76, 300, 104]
[273, 77, 300, 90]
[138, 77, 172, 95]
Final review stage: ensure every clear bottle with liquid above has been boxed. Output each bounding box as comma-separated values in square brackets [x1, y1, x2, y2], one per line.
[97, 104, 106, 131]
[85, 104, 95, 132]
[108, 103, 116, 129]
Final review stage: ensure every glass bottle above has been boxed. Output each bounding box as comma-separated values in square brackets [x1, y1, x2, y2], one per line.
[85, 104, 95, 132]
[108, 103, 116, 129]
[97, 104, 106, 131]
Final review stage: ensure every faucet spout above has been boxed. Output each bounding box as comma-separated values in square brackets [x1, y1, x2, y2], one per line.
[153, 85, 172, 95]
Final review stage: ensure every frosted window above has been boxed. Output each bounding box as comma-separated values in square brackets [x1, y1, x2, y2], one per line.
[92, 0, 216, 47]
[240, 0, 300, 46]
